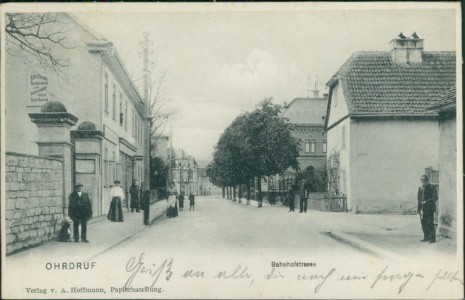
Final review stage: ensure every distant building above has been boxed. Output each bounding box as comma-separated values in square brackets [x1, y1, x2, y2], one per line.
[5, 13, 146, 216]
[325, 33, 455, 213]
[282, 93, 328, 171]
[428, 86, 457, 237]
[170, 148, 198, 195]
[196, 160, 222, 196]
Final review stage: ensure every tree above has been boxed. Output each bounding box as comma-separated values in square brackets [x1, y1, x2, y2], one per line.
[295, 165, 328, 193]
[208, 98, 300, 207]
[243, 98, 300, 206]
[209, 113, 255, 202]
[150, 157, 169, 198]
[5, 13, 75, 75]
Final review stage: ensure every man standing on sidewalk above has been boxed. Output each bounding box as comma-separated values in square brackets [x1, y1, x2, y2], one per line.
[287, 185, 295, 212]
[418, 175, 437, 243]
[68, 183, 93, 243]
[129, 179, 140, 212]
[299, 180, 308, 213]
[189, 193, 195, 211]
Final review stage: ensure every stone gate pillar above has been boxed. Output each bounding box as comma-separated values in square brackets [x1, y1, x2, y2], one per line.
[71, 122, 104, 217]
[29, 101, 78, 216]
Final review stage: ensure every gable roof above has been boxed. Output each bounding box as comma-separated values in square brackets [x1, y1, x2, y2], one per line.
[282, 97, 328, 124]
[328, 51, 456, 116]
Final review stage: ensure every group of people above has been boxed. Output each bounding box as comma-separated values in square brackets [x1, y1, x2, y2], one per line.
[166, 182, 196, 218]
[287, 179, 308, 213]
[67, 174, 438, 245]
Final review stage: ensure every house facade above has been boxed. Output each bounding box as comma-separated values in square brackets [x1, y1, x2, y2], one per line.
[282, 95, 328, 172]
[325, 34, 455, 214]
[428, 86, 457, 237]
[5, 13, 146, 217]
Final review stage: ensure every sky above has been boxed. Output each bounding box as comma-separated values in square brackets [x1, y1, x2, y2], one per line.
[75, 4, 457, 161]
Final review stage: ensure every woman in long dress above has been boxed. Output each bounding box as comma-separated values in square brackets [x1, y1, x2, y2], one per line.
[166, 182, 178, 218]
[108, 180, 125, 222]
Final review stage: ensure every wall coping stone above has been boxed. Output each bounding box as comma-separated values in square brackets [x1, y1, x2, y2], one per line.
[6, 152, 64, 162]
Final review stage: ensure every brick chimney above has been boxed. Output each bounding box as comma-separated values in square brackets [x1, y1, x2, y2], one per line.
[390, 32, 424, 64]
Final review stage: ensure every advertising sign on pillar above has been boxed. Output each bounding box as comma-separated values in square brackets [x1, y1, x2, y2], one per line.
[30, 72, 49, 105]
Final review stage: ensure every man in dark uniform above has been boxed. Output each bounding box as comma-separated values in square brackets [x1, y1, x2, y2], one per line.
[129, 179, 140, 212]
[418, 175, 438, 243]
[178, 193, 185, 211]
[68, 183, 93, 243]
[287, 185, 295, 212]
[299, 180, 308, 213]
[189, 193, 195, 211]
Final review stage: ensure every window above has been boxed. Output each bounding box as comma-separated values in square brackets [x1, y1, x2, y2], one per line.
[112, 83, 116, 120]
[132, 109, 135, 137]
[104, 73, 108, 113]
[125, 101, 128, 131]
[119, 93, 123, 126]
[111, 151, 116, 183]
[104, 148, 109, 186]
[305, 140, 310, 153]
[311, 140, 316, 153]
[323, 140, 327, 153]
[139, 119, 143, 144]
[342, 125, 346, 148]
[135, 116, 139, 141]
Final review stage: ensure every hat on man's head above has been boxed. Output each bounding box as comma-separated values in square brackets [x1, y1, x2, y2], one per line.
[75, 183, 83, 187]
[114, 180, 121, 184]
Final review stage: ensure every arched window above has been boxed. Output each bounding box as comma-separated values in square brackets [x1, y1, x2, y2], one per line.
[311, 140, 316, 153]
[323, 140, 327, 153]
[305, 140, 310, 153]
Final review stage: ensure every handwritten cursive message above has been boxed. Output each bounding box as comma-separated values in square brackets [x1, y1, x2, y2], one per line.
[123, 253, 463, 295]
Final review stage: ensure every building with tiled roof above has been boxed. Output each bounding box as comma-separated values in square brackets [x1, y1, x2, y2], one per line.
[428, 85, 457, 238]
[282, 95, 328, 172]
[325, 33, 456, 214]
[5, 13, 147, 218]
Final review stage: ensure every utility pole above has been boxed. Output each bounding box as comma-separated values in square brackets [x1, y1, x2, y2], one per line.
[168, 126, 173, 187]
[142, 32, 151, 225]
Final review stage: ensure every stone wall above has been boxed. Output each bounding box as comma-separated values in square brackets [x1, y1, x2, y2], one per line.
[5, 152, 64, 255]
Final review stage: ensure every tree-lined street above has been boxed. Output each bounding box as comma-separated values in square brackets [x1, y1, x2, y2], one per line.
[5, 196, 459, 299]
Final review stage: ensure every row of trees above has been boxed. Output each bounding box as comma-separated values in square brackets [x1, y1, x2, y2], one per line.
[206, 98, 300, 206]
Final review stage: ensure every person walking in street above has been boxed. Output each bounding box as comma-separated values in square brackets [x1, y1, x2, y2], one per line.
[139, 182, 145, 211]
[418, 175, 438, 243]
[178, 192, 185, 211]
[108, 180, 125, 222]
[287, 185, 295, 212]
[299, 180, 308, 213]
[129, 179, 140, 212]
[189, 193, 195, 211]
[68, 183, 93, 243]
[166, 182, 179, 218]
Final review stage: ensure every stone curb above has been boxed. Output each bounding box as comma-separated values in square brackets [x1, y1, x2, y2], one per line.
[85, 206, 167, 261]
[325, 231, 408, 263]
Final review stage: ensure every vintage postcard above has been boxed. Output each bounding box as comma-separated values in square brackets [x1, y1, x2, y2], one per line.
[1, 2, 463, 299]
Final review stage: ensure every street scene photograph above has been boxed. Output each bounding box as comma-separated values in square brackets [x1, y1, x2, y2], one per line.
[1, 2, 463, 299]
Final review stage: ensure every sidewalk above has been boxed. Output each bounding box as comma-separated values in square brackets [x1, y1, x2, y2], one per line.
[229, 197, 457, 262]
[6, 200, 168, 263]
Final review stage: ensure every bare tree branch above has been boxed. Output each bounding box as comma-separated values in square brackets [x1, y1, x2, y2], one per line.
[5, 12, 76, 75]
